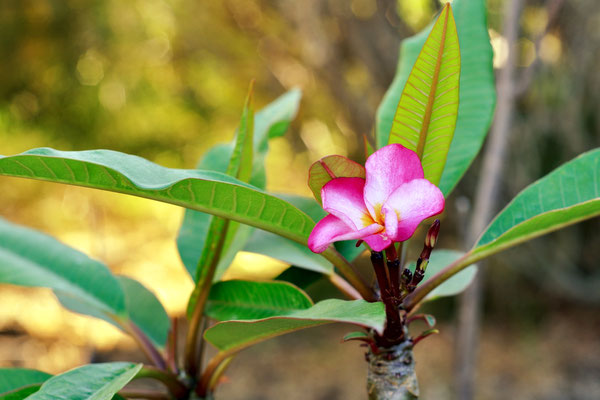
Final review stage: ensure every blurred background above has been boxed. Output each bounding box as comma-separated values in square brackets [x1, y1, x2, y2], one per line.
[0, 0, 599, 399]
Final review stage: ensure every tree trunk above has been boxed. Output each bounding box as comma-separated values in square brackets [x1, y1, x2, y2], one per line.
[367, 338, 419, 400]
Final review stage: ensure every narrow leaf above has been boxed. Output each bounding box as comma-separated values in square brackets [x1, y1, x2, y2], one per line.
[187, 85, 257, 315]
[377, 0, 495, 195]
[205, 280, 313, 321]
[0, 369, 51, 395]
[176, 90, 302, 281]
[204, 299, 385, 356]
[473, 149, 600, 257]
[387, 3, 460, 186]
[0, 148, 315, 245]
[308, 155, 365, 204]
[27, 362, 142, 400]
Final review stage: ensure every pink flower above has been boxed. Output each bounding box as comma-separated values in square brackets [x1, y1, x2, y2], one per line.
[308, 144, 445, 253]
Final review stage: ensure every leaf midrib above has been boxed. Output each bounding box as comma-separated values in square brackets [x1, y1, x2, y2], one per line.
[417, 5, 450, 158]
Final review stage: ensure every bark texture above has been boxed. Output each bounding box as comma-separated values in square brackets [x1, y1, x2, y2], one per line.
[367, 339, 418, 400]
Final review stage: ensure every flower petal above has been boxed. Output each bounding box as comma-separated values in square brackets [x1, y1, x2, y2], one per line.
[382, 179, 445, 242]
[364, 144, 424, 219]
[308, 214, 382, 253]
[322, 177, 373, 230]
[362, 233, 392, 252]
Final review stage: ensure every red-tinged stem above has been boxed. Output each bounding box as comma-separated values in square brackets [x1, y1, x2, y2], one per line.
[384, 245, 400, 298]
[197, 352, 230, 398]
[134, 366, 188, 399]
[118, 389, 170, 399]
[166, 317, 179, 374]
[118, 318, 167, 371]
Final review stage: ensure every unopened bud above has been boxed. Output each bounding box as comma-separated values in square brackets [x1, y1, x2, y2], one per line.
[425, 219, 441, 249]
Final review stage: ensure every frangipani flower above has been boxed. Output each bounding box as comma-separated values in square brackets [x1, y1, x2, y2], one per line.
[308, 144, 445, 253]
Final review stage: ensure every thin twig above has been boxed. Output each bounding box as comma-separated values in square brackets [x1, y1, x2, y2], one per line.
[119, 318, 167, 371]
[322, 247, 375, 300]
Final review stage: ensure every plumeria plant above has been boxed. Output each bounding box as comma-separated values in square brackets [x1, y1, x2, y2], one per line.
[0, 1, 599, 399]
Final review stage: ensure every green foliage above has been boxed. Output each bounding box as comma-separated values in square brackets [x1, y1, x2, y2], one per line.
[204, 299, 385, 356]
[376, 0, 495, 195]
[205, 280, 313, 321]
[387, 4, 460, 186]
[116, 277, 170, 348]
[27, 363, 141, 400]
[0, 217, 169, 348]
[0, 369, 51, 397]
[473, 149, 600, 257]
[0, 148, 314, 245]
[0, 217, 125, 317]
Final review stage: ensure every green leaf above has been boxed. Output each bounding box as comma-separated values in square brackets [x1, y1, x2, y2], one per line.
[27, 363, 142, 400]
[0, 217, 126, 318]
[387, 3, 460, 186]
[205, 280, 313, 321]
[0, 148, 314, 245]
[176, 90, 302, 281]
[473, 149, 600, 257]
[204, 299, 385, 356]
[308, 155, 365, 204]
[407, 249, 477, 301]
[0, 369, 51, 395]
[56, 275, 170, 348]
[377, 0, 495, 194]
[116, 276, 170, 348]
[0, 217, 169, 348]
[243, 229, 332, 274]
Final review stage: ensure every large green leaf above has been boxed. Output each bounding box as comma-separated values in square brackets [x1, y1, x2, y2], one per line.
[0, 217, 169, 348]
[204, 299, 385, 356]
[0, 217, 126, 318]
[473, 149, 600, 257]
[387, 4, 460, 186]
[0, 369, 51, 395]
[205, 280, 313, 321]
[27, 363, 141, 400]
[418, 250, 477, 301]
[376, 0, 495, 195]
[0, 148, 314, 245]
[176, 90, 302, 281]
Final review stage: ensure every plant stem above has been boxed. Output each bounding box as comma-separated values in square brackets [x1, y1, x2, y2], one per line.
[196, 352, 231, 398]
[134, 366, 188, 399]
[119, 389, 170, 399]
[119, 318, 167, 371]
[367, 337, 418, 400]
[184, 220, 230, 377]
[322, 247, 375, 300]
[166, 317, 179, 374]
